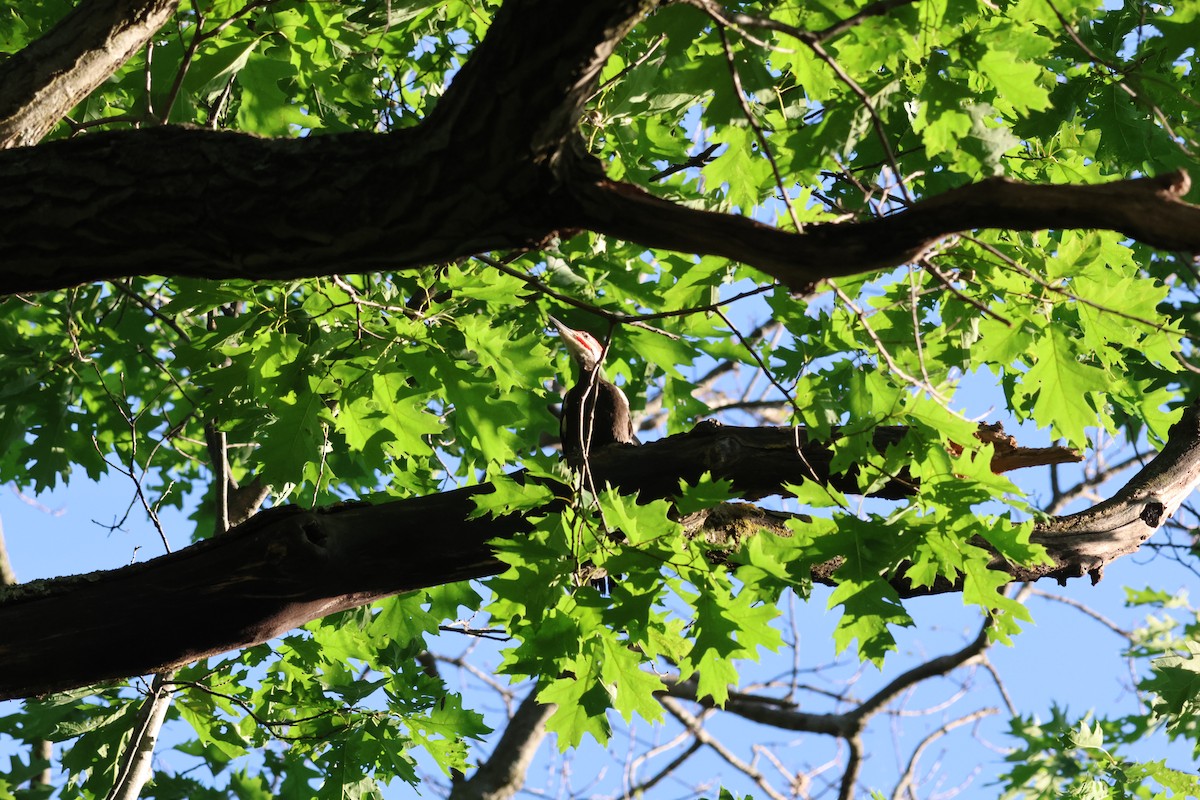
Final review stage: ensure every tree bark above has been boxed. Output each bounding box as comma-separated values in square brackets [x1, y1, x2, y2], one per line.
[447, 684, 554, 800]
[0, 0, 178, 148]
[3, 407, 1199, 701]
[1, 0, 1198, 295]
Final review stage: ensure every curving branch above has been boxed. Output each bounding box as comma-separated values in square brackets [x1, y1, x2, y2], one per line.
[2, 402, 1199, 701]
[663, 617, 995, 800]
[1, 0, 1198, 296]
[890, 708, 998, 800]
[567, 169, 1200, 293]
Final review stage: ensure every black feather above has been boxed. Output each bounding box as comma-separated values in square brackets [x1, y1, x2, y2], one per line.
[561, 367, 635, 468]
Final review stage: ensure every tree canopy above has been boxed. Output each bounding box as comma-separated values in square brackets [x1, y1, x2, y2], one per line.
[1, 0, 1199, 798]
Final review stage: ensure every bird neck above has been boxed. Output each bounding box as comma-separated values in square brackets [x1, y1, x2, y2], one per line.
[577, 363, 609, 384]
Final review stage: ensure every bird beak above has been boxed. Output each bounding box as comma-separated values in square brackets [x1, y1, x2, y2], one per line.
[548, 315, 571, 337]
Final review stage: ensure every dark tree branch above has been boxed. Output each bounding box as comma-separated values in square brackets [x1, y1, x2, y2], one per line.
[3, 402, 1200, 701]
[662, 617, 995, 800]
[0, 0, 1197, 296]
[566, 169, 1200, 293]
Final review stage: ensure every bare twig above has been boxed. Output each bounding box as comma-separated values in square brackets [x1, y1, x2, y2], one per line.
[684, 0, 920, 47]
[1046, 452, 1143, 515]
[850, 621, 991, 726]
[660, 695, 789, 800]
[1026, 588, 1134, 639]
[891, 708, 998, 800]
[923, 258, 1013, 327]
[649, 143, 721, 183]
[715, 25, 803, 232]
[627, 735, 703, 796]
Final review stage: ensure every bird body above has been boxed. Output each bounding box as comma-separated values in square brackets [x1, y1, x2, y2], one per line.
[549, 316, 636, 466]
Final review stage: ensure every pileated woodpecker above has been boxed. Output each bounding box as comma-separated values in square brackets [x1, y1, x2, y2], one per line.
[549, 316, 636, 467]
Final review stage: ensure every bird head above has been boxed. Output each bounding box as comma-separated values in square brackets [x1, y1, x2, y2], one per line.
[549, 315, 604, 371]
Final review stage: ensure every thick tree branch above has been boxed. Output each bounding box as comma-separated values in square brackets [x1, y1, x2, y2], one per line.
[567, 168, 1200, 292]
[2, 130, 1196, 296]
[0, 0, 1197, 295]
[0, 0, 178, 148]
[2, 404, 1199, 701]
[0, 0, 650, 292]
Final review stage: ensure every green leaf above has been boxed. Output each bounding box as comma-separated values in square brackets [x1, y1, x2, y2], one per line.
[1144, 641, 1200, 740]
[1018, 328, 1110, 447]
[674, 471, 737, 516]
[599, 635, 664, 724]
[678, 585, 782, 704]
[598, 489, 678, 547]
[541, 671, 613, 748]
[828, 578, 911, 665]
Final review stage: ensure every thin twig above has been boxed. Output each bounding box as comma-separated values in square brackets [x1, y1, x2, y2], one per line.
[476, 252, 775, 328]
[649, 143, 721, 183]
[850, 618, 992, 725]
[168, 679, 354, 741]
[923, 258, 1012, 327]
[976, 655, 1017, 717]
[660, 695, 789, 800]
[890, 708, 998, 800]
[627, 736, 703, 796]
[110, 280, 191, 340]
[807, 40, 911, 205]
[828, 280, 948, 402]
[715, 25, 803, 232]
[1026, 588, 1134, 639]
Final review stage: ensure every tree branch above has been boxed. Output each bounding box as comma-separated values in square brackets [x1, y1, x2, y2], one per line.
[890, 708, 997, 800]
[106, 671, 175, 800]
[448, 683, 554, 800]
[0, 0, 178, 148]
[0, 3, 1197, 296]
[567, 168, 1200, 293]
[3, 401, 1200, 700]
[659, 696, 788, 800]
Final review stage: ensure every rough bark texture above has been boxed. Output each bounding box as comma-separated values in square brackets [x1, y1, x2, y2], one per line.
[4, 0, 1200, 712]
[0, 0, 178, 148]
[1, 131, 1197, 295]
[3, 408, 1199, 701]
[1, 0, 1199, 294]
